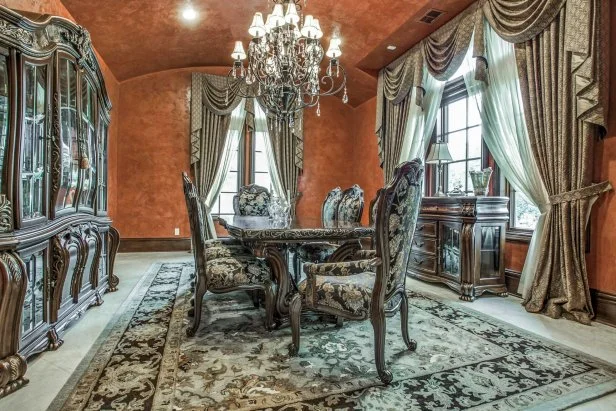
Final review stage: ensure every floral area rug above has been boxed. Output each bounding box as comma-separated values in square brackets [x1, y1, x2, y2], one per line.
[50, 262, 616, 410]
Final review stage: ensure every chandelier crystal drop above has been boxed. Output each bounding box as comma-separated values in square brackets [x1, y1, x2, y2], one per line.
[229, 0, 348, 123]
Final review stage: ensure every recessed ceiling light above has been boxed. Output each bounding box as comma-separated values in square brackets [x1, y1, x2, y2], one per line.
[181, 4, 198, 21]
[386, 45, 397, 51]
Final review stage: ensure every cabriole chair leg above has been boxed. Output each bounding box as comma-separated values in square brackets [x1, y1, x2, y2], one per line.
[400, 292, 417, 351]
[187, 277, 206, 337]
[289, 294, 302, 356]
[371, 308, 393, 384]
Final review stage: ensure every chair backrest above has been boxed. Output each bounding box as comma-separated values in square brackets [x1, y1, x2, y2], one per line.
[321, 187, 342, 225]
[369, 188, 384, 225]
[337, 184, 364, 223]
[373, 160, 424, 303]
[182, 172, 208, 276]
[233, 184, 271, 216]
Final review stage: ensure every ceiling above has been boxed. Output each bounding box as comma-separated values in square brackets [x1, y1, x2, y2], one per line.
[61, 0, 474, 106]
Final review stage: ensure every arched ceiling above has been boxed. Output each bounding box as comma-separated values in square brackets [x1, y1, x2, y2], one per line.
[61, 0, 474, 106]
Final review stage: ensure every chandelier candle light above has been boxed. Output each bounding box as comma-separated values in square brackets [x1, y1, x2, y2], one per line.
[229, 0, 347, 124]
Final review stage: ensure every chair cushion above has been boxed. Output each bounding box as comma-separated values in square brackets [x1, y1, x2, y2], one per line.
[298, 272, 375, 318]
[297, 243, 339, 263]
[206, 256, 270, 289]
[205, 245, 251, 260]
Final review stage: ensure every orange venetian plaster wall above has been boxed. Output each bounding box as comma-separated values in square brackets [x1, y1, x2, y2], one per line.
[0, 0, 121, 221]
[587, 3, 616, 295]
[114, 68, 357, 238]
[352, 97, 384, 225]
[295, 97, 357, 220]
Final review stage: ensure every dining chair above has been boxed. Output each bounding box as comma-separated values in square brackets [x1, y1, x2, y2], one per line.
[355, 188, 384, 258]
[288, 159, 424, 384]
[233, 184, 271, 216]
[182, 173, 276, 336]
[295, 185, 364, 269]
[295, 187, 343, 268]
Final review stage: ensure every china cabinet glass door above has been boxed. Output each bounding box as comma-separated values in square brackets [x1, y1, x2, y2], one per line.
[56, 57, 79, 214]
[21, 60, 49, 224]
[0, 54, 9, 191]
[78, 78, 96, 211]
[96, 117, 108, 214]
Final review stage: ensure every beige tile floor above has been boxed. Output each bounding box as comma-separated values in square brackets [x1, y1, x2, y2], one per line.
[1, 251, 614, 411]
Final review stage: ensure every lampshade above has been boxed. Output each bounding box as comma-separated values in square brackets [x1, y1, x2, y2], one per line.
[231, 41, 247, 60]
[312, 18, 323, 39]
[285, 3, 300, 24]
[326, 37, 342, 58]
[301, 15, 317, 39]
[270, 4, 285, 27]
[248, 12, 266, 38]
[425, 141, 453, 164]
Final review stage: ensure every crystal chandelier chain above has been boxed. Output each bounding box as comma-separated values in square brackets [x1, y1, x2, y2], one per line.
[228, 0, 348, 124]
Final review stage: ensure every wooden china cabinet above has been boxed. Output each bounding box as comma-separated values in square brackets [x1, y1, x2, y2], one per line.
[0, 7, 119, 397]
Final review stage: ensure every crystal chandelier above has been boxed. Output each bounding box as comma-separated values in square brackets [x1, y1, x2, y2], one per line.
[229, 0, 347, 123]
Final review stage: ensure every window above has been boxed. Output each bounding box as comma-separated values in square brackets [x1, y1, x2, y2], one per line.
[252, 131, 272, 189]
[211, 128, 271, 217]
[509, 188, 541, 230]
[434, 78, 484, 195]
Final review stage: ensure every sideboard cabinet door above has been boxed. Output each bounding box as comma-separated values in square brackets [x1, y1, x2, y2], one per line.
[439, 221, 462, 283]
[18, 57, 51, 228]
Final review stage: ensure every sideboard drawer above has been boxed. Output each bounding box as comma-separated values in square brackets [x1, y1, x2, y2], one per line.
[415, 221, 437, 238]
[411, 237, 437, 256]
[408, 252, 437, 274]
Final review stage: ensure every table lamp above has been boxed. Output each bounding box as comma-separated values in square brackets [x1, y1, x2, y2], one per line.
[426, 139, 453, 197]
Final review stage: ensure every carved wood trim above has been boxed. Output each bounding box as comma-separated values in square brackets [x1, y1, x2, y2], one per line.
[107, 226, 120, 292]
[0, 250, 29, 397]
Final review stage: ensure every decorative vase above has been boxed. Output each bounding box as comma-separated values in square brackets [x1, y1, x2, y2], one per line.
[469, 167, 493, 196]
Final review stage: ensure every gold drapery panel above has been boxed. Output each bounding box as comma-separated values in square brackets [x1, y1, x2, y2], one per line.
[190, 73, 245, 196]
[375, 1, 485, 177]
[509, 0, 610, 324]
[266, 116, 301, 214]
[483, 0, 567, 43]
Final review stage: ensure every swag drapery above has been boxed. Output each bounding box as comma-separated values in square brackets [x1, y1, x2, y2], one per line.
[190, 73, 304, 237]
[376, 0, 610, 323]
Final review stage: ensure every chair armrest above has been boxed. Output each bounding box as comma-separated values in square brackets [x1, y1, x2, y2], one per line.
[304, 258, 381, 277]
[353, 249, 377, 260]
[204, 238, 242, 249]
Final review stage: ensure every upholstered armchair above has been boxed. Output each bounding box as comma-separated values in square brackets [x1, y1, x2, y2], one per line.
[295, 185, 364, 266]
[182, 173, 276, 336]
[289, 160, 424, 384]
[233, 184, 271, 216]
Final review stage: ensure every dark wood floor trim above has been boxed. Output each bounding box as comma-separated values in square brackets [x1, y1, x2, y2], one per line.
[591, 290, 616, 328]
[119, 238, 191, 252]
[504, 268, 522, 297]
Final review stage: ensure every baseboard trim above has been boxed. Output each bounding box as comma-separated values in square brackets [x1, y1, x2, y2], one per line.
[119, 238, 191, 252]
[591, 290, 616, 328]
[504, 268, 522, 297]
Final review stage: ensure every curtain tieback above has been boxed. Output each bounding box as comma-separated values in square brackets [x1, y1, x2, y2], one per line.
[548, 181, 612, 205]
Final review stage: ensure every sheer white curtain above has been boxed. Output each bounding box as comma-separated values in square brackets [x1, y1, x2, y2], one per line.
[254, 100, 286, 202]
[398, 70, 445, 164]
[462, 24, 550, 298]
[203, 99, 247, 239]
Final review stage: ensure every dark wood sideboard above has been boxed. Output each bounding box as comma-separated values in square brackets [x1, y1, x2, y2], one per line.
[0, 7, 120, 397]
[408, 196, 509, 301]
